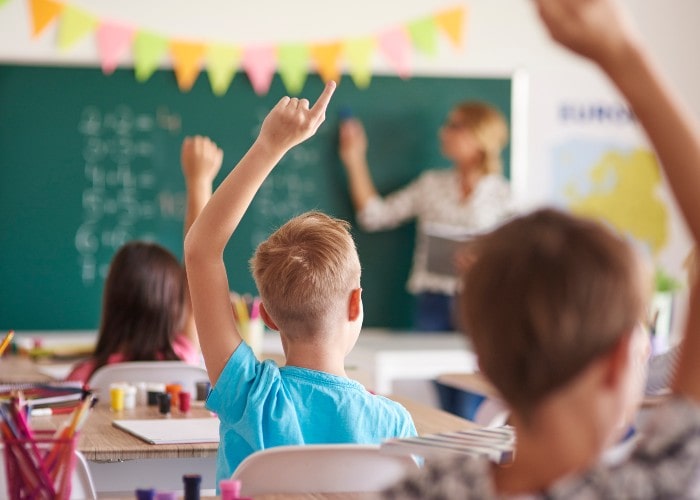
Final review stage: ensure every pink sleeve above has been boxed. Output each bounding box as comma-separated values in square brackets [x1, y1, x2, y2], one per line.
[65, 360, 95, 384]
[172, 334, 200, 365]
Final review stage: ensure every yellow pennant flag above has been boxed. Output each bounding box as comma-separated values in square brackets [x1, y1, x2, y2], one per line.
[57, 5, 97, 51]
[434, 5, 467, 48]
[133, 31, 168, 83]
[206, 44, 241, 96]
[170, 40, 206, 92]
[28, 0, 64, 38]
[343, 37, 375, 89]
[310, 42, 342, 84]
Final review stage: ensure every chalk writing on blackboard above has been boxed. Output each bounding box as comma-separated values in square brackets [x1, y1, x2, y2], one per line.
[75, 105, 183, 285]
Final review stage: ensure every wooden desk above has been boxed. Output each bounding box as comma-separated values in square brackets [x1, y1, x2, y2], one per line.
[29, 393, 472, 496]
[436, 372, 500, 399]
[0, 355, 56, 383]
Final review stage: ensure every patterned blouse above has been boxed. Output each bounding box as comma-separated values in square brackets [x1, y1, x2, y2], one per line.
[357, 169, 514, 295]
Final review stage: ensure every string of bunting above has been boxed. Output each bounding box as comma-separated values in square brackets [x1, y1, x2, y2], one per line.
[11, 0, 467, 96]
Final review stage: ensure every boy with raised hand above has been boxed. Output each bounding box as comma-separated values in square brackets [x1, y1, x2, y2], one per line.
[381, 0, 700, 498]
[184, 82, 416, 485]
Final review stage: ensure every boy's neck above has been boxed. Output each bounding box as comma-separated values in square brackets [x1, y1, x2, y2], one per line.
[284, 342, 348, 378]
[493, 388, 610, 494]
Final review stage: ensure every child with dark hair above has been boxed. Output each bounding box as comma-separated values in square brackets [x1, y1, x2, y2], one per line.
[67, 136, 223, 383]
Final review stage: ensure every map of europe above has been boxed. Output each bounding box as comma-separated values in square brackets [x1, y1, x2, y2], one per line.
[552, 139, 668, 257]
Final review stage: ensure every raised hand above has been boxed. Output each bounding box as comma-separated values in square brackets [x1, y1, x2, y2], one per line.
[339, 118, 369, 172]
[533, 0, 641, 70]
[181, 135, 224, 186]
[257, 81, 336, 153]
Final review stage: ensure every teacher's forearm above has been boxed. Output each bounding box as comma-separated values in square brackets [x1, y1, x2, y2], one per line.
[345, 160, 379, 211]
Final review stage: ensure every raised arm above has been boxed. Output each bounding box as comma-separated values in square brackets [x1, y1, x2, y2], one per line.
[184, 82, 336, 384]
[181, 136, 223, 351]
[182, 136, 224, 237]
[534, 0, 700, 400]
[339, 118, 380, 211]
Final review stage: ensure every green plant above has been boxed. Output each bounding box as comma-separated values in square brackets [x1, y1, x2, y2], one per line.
[655, 268, 683, 293]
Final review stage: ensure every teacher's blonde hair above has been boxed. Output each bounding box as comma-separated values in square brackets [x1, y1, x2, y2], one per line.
[454, 101, 509, 175]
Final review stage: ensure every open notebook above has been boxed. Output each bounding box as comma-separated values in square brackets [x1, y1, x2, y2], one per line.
[113, 417, 220, 445]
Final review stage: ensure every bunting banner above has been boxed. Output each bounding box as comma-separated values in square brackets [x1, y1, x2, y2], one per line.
[20, 0, 468, 96]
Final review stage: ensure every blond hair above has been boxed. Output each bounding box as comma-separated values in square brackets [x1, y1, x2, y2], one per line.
[250, 211, 361, 334]
[453, 101, 509, 175]
[459, 208, 649, 420]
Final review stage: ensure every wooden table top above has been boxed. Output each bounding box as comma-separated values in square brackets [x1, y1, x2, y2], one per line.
[28, 394, 475, 463]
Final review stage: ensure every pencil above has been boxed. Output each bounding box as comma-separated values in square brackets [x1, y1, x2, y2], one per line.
[0, 330, 14, 356]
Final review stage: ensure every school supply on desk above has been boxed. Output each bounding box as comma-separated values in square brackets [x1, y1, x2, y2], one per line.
[381, 425, 515, 464]
[0, 392, 96, 498]
[112, 417, 220, 445]
[0, 382, 85, 410]
[0, 331, 14, 356]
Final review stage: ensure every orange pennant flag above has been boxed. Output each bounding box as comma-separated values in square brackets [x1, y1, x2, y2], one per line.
[434, 5, 467, 48]
[170, 40, 206, 92]
[310, 42, 343, 83]
[28, 0, 64, 38]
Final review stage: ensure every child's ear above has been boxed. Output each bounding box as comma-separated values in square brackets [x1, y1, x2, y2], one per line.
[602, 332, 634, 388]
[259, 303, 279, 331]
[348, 288, 362, 321]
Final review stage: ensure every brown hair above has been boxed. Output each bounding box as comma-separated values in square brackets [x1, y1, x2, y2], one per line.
[453, 101, 509, 175]
[90, 241, 185, 378]
[250, 211, 361, 335]
[459, 208, 648, 420]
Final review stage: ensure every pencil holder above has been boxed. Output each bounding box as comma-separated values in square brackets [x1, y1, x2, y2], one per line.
[2, 430, 78, 500]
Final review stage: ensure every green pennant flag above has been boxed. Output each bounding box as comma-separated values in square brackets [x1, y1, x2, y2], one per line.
[57, 5, 98, 51]
[277, 43, 309, 95]
[206, 44, 242, 96]
[408, 17, 438, 56]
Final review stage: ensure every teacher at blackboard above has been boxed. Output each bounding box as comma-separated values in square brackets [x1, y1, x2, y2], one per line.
[339, 102, 515, 331]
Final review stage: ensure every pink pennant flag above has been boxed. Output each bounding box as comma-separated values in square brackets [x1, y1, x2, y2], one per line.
[242, 45, 276, 96]
[97, 21, 135, 75]
[378, 26, 412, 79]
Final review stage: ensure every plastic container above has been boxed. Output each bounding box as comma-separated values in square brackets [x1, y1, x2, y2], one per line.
[2, 430, 78, 500]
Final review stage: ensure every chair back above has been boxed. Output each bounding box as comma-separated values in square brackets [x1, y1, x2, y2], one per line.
[87, 361, 209, 403]
[232, 444, 419, 496]
[0, 447, 97, 499]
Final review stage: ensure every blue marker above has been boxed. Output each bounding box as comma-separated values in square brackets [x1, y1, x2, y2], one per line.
[339, 105, 353, 121]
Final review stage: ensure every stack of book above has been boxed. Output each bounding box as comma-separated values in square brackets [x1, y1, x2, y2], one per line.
[381, 425, 515, 464]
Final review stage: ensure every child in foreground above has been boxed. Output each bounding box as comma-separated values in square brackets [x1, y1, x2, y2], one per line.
[184, 82, 416, 485]
[381, 0, 700, 497]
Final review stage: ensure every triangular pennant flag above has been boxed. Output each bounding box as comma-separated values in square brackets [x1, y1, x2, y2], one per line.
[343, 37, 375, 89]
[170, 39, 206, 92]
[242, 45, 276, 96]
[378, 27, 412, 79]
[133, 31, 169, 83]
[28, 0, 64, 38]
[310, 42, 342, 84]
[408, 17, 438, 56]
[206, 44, 241, 96]
[57, 5, 97, 50]
[277, 43, 309, 95]
[435, 5, 467, 48]
[0, 0, 11, 9]
[97, 21, 135, 75]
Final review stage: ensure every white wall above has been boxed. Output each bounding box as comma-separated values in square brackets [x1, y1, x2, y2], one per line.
[1, 0, 698, 329]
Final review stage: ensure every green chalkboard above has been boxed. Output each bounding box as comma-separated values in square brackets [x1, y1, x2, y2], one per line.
[0, 64, 511, 331]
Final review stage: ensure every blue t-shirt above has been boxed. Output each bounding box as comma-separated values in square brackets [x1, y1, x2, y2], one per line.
[206, 342, 417, 484]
